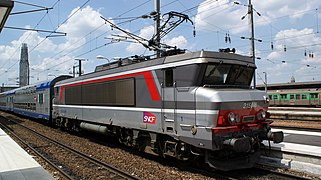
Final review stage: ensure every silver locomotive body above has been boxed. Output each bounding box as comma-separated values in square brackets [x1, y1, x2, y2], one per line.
[53, 50, 283, 170]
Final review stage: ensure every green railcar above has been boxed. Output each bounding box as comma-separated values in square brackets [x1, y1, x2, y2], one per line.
[268, 91, 320, 106]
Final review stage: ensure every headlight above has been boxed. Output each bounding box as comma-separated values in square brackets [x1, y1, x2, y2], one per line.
[228, 112, 236, 124]
[264, 96, 270, 104]
[261, 111, 266, 119]
[256, 110, 266, 121]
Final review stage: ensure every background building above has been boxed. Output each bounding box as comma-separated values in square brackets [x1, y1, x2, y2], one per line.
[19, 43, 29, 87]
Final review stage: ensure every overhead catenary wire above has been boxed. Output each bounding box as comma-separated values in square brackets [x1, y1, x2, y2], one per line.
[0, 7, 53, 72]
[3, 1, 321, 82]
[1, 0, 91, 78]
[30, 0, 250, 76]
[28, 0, 157, 78]
[10, 1, 222, 78]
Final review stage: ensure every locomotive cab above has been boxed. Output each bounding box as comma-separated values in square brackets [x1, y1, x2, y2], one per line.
[190, 53, 283, 170]
[153, 51, 283, 170]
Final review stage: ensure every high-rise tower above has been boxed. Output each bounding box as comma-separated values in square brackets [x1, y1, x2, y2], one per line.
[19, 43, 29, 87]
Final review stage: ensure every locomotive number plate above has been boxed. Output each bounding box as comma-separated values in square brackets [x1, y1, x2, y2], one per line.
[243, 102, 257, 109]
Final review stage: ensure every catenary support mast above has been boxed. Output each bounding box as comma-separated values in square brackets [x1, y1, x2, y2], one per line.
[248, 0, 256, 88]
[154, 0, 161, 58]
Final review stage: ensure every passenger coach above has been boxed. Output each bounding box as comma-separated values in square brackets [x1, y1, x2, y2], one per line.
[268, 90, 321, 106]
[0, 76, 71, 124]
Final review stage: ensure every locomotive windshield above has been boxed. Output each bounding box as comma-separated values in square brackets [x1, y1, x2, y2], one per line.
[203, 63, 254, 88]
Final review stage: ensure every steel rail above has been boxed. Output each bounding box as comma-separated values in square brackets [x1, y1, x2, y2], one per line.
[1, 117, 140, 180]
[253, 166, 311, 180]
[0, 122, 72, 180]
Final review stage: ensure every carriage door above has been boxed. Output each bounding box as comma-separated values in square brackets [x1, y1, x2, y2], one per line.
[161, 68, 177, 134]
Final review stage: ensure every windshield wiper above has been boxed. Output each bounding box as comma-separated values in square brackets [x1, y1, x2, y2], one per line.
[203, 84, 250, 89]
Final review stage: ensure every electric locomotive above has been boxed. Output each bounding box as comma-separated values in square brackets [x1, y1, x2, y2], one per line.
[52, 50, 283, 171]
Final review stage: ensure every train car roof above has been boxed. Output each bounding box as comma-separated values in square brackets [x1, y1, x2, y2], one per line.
[35, 75, 72, 91]
[268, 89, 321, 94]
[0, 75, 72, 94]
[0, 89, 15, 96]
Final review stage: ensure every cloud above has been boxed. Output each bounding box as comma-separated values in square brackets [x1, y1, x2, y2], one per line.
[270, 28, 321, 61]
[195, 0, 321, 35]
[255, 0, 321, 19]
[195, 0, 247, 34]
[57, 6, 109, 53]
[0, 5, 108, 85]
[126, 25, 189, 54]
[126, 26, 154, 54]
[59, 6, 106, 40]
[261, 28, 321, 83]
[163, 35, 187, 49]
[12, 30, 57, 53]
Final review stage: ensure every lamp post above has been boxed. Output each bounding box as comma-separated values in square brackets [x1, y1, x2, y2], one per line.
[263, 72, 267, 92]
[96, 55, 110, 63]
[74, 58, 87, 76]
[0, 0, 14, 33]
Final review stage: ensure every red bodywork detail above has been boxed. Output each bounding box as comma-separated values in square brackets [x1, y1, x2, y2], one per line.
[213, 106, 269, 134]
[212, 122, 266, 134]
[58, 71, 160, 102]
[59, 86, 64, 102]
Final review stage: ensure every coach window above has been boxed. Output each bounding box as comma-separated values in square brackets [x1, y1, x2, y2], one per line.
[290, 94, 295, 100]
[295, 94, 300, 100]
[301, 94, 307, 99]
[165, 69, 173, 87]
[280, 94, 286, 99]
[311, 93, 318, 99]
[38, 93, 44, 104]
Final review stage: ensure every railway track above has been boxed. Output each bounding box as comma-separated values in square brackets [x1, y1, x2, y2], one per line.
[0, 117, 139, 180]
[1, 112, 318, 179]
[182, 162, 311, 180]
[0, 122, 72, 180]
[270, 125, 321, 132]
[268, 106, 321, 121]
[252, 166, 312, 180]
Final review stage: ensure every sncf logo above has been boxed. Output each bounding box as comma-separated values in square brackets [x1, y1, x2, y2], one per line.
[143, 112, 156, 124]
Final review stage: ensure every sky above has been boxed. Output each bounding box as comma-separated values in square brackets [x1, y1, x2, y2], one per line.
[1, 0, 321, 86]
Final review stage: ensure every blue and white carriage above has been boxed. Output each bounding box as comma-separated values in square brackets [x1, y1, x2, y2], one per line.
[0, 76, 71, 124]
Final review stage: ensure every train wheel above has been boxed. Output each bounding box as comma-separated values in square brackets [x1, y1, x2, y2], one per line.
[135, 132, 150, 152]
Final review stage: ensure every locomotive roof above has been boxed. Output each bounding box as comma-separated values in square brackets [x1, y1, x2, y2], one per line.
[163, 50, 253, 64]
[56, 50, 253, 86]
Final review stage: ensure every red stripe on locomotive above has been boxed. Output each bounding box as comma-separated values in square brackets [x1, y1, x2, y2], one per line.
[58, 71, 160, 102]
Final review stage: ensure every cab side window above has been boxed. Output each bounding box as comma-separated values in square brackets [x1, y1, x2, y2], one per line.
[165, 69, 173, 87]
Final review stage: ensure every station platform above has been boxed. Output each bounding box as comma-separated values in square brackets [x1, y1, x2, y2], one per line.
[263, 128, 321, 161]
[0, 128, 54, 180]
[260, 128, 321, 177]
